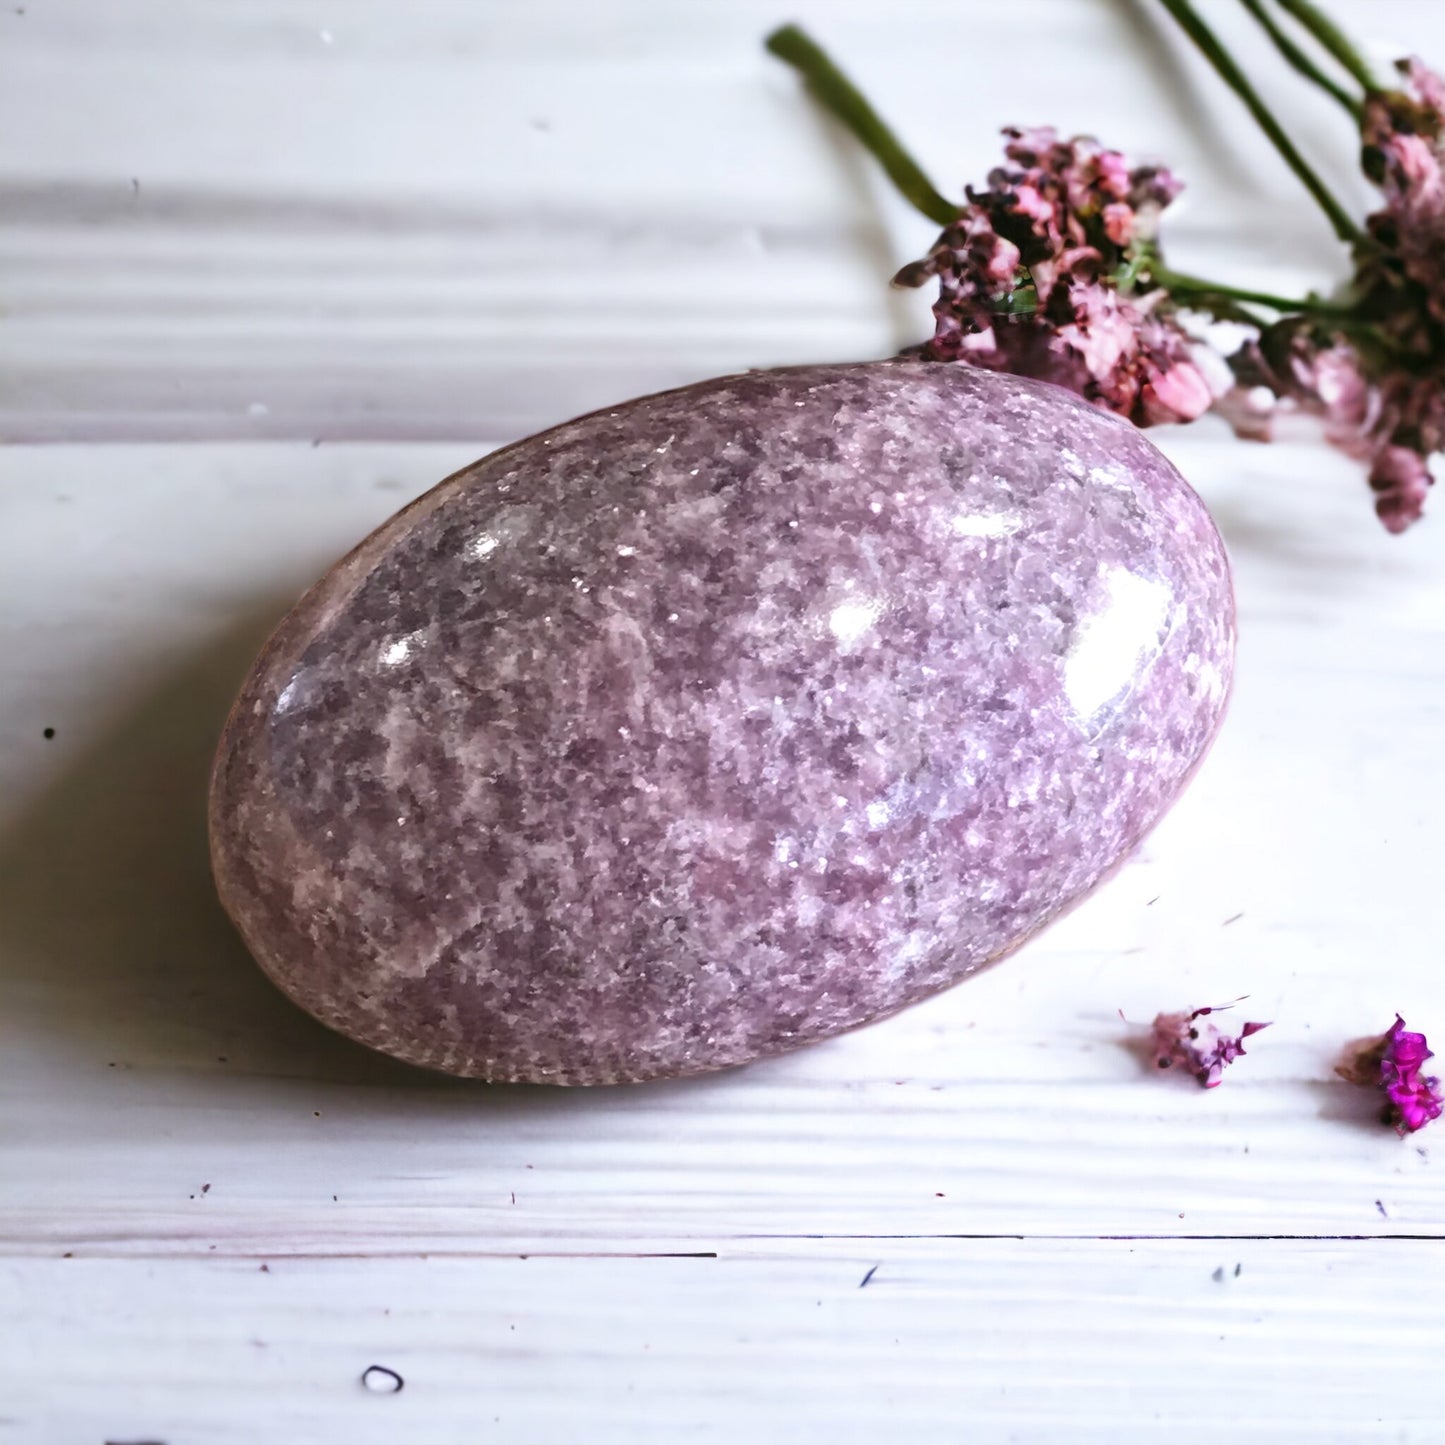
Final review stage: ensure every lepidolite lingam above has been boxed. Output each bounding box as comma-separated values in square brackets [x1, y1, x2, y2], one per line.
[210, 362, 1234, 1083]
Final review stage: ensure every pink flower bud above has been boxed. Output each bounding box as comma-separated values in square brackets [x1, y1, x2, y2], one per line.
[1141, 360, 1215, 425]
[1102, 202, 1135, 246]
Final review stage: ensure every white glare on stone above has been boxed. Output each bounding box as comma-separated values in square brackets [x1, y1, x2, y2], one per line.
[472, 533, 500, 560]
[951, 509, 1023, 538]
[1064, 568, 1171, 721]
[828, 599, 881, 644]
[380, 634, 423, 667]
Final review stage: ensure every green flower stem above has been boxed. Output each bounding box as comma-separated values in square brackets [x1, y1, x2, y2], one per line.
[1275, 0, 1379, 93]
[1150, 258, 1356, 317]
[1158, 0, 1364, 245]
[765, 24, 959, 227]
[1239, 0, 1361, 118]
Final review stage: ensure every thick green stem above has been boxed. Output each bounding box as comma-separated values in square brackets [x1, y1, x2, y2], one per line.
[765, 24, 958, 227]
[1158, 0, 1363, 245]
[1239, 0, 1361, 118]
[1275, 0, 1378, 93]
[1151, 259, 1354, 316]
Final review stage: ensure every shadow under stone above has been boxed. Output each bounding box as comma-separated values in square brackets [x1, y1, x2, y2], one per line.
[0, 595, 716, 1112]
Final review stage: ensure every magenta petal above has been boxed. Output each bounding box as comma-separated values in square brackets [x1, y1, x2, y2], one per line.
[1339, 1016, 1444, 1134]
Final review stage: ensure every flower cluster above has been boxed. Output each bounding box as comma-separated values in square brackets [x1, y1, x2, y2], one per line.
[1336, 1015, 1444, 1134]
[772, 9, 1445, 535]
[891, 56, 1445, 533]
[1333, 57, 1445, 530]
[894, 128, 1217, 428]
[1361, 58, 1445, 318]
[1217, 58, 1445, 532]
[1149, 1003, 1270, 1089]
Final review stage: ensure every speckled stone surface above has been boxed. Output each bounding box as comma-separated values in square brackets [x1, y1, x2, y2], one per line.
[210, 362, 1235, 1084]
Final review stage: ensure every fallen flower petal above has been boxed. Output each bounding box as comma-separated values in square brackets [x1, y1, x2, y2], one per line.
[1336, 1015, 1444, 1134]
[1150, 1004, 1271, 1088]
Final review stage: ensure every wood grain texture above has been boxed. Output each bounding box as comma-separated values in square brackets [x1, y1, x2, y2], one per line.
[5, 1244, 1445, 1444]
[4, 439, 1444, 1237]
[3, 0, 1441, 442]
[5, 0, 1445, 1438]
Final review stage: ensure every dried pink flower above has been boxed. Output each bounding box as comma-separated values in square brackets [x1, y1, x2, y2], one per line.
[1369, 443, 1434, 533]
[769, 17, 1445, 537]
[1361, 58, 1445, 312]
[1218, 57, 1445, 532]
[895, 128, 1215, 428]
[1149, 1003, 1270, 1089]
[1218, 328, 1444, 534]
[1336, 1015, 1444, 1134]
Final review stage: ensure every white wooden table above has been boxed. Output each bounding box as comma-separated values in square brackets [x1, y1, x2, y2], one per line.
[4, 3, 1445, 1440]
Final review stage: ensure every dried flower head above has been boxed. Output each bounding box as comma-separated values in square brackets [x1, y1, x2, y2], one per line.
[1361, 58, 1445, 306]
[769, 12, 1445, 536]
[1336, 1015, 1443, 1134]
[1149, 1003, 1270, 1089]
[1216, 57, 1445, 533]
[895, 128, 1216, 428]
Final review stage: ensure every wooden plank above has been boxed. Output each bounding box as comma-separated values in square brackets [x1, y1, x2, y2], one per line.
[3, 437, 1442, 1260]
[4, 1241, 1443, 1443]
[4, 0, 1438, 441]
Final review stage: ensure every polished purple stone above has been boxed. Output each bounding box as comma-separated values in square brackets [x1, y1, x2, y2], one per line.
[210, 362, 1234, 1084]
